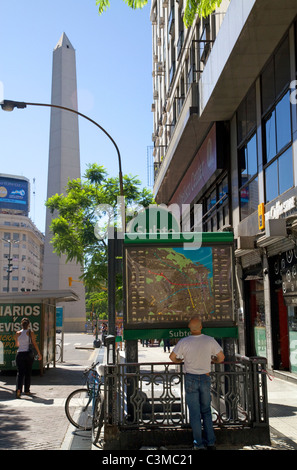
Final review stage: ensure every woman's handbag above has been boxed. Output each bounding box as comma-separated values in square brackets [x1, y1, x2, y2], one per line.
[28, 330, 38, 360]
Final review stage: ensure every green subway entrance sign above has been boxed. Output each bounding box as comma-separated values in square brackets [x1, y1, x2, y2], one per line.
[123, 327, 238, 341]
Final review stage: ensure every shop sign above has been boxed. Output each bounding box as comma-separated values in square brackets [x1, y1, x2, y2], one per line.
[265, 196, 297, 221]
[169, 125, 217, 208]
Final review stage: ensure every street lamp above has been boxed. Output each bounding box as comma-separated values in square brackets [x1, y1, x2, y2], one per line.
[1, 237, 19, 292]
[1, 98, 124, 338]
[0, 99, 124, 199]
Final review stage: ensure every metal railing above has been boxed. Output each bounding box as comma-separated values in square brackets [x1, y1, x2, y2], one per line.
[103, 355, 269, 431]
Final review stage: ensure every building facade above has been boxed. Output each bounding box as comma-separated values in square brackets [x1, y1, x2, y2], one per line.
[150, 0, 297, 376]
[0, 214, 44, 293]
[0, 174, 44, 294]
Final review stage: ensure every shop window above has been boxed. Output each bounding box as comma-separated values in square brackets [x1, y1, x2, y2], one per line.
[250, 279, 265, 357]
[288, 306, 297, 374]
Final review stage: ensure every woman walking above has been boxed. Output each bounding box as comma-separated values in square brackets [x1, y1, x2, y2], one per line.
[15, 318, 42, 398]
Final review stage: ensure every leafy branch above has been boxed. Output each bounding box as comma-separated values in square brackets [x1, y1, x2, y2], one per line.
[95, 0, 225, 27]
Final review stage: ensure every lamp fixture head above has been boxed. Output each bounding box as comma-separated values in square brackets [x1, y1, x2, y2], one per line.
[1, 100, 27, 111]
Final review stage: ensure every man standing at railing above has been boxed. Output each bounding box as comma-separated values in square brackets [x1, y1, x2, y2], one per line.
[169, 316, 224, 450]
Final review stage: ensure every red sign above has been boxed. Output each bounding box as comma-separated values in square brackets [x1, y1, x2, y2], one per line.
[169, 124, 217, 208]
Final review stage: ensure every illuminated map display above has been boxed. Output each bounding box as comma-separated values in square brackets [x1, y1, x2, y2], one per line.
[125, 244, 233, 328]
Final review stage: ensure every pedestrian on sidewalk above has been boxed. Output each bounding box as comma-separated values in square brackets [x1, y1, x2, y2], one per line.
[169, 315, 224, 450]
[163, 338, 171, 353]
[15, 318, 42, 398]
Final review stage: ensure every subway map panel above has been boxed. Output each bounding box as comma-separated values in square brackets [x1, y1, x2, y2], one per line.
[125, 245, 233, 327]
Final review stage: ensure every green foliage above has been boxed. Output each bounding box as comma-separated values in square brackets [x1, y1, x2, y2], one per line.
[86, 291, 108, 318]
[95, 0, 225, 26]
[124, 0, 148, 10]
[184, 0, 223, 27]
[96, 0, 148, 14]
[45, 163, 154, 292]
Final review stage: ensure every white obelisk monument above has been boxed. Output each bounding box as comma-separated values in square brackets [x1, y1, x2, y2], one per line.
[43, 33, 86, 332]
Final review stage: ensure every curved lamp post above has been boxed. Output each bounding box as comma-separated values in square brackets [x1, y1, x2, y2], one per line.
[0, 99, 124, 198]
[1, 99, 124, 337]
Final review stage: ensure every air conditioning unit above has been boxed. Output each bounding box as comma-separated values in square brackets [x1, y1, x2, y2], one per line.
[151, 103, 155, 112]
[153, 91, 159, 99]
[159, 17, 165, 28]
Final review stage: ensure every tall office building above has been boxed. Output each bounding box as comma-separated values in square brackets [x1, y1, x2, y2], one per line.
[150, 0, 297, 376]
[43, 33, 85, 332]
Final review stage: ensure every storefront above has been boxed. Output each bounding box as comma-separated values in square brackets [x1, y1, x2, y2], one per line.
[270, 248, 297, 374]
[242, 268, 266, 358]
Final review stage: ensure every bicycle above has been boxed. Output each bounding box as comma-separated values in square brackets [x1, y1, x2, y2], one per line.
[64, 360, 105, 444]
[91, 379, 105, 445]
[55, 330, 62, 363]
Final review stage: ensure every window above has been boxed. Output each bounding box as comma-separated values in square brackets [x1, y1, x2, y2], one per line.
[265, 147, 293, 203]
[237, 84, 256, 146]
[262, 92, 293, 203]
[261, 36, 290, 114]
[239, 133, 258, 183]
[237, 84, 258, 220]
[264, 91, 291, 163]
[202, 175, 229, 231]
[261, 35, 293, 203]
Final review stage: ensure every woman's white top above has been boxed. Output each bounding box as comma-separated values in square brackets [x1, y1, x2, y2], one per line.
[18, 329, 30, 352]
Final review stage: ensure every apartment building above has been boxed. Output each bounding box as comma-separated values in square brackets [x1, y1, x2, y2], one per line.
[0, 174, 44, 293]
[150, 0, 297, 377]
[0, 214, 44, 293]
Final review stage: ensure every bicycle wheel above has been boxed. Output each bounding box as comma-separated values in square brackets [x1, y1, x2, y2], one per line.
[65, 388, 93, 430]
[55, 343, 61, 362]
[92, 393, 104, 445]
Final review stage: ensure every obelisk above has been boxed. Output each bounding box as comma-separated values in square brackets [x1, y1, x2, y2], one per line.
[43, 33, 86, 332]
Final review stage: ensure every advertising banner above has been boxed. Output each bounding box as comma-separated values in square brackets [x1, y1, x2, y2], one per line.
[0, 176, 29, 213]
[0, 303, 41, 370]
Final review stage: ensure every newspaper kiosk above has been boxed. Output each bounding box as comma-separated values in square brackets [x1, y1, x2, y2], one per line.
[0, 289, 78, 373]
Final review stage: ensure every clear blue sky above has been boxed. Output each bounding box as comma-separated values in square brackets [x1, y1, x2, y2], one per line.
[0, 0, 153, 233]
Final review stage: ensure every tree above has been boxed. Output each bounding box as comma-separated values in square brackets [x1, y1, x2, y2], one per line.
[95, 0, 225, 27]
[45, 163, 154, 291]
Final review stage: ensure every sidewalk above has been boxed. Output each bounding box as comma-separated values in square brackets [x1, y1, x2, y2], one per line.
[0, 340, 99, 451]
[133, 343, 297, 450]
[0, 342, 297, 450]
[266, 372, 297, 449]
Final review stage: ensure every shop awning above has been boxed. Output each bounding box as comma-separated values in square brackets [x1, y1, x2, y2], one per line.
[0, 289, 79, 303]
